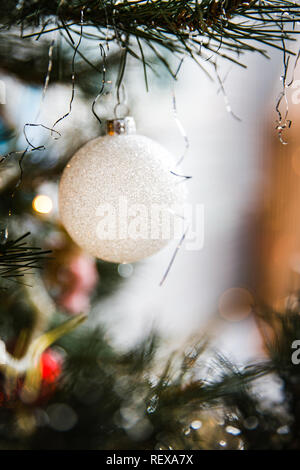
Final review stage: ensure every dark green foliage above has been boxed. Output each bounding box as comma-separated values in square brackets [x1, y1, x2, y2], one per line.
[26, 309, 300, 449]
[93, 260, 124, 300]
[0, 286, 35, 343]
[0, 307, 293, 449]
[263, 307, 300, 449]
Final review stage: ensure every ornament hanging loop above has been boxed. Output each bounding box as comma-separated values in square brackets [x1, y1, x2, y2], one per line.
[110, 84, 134, 135]
[114, 84, 129, 119]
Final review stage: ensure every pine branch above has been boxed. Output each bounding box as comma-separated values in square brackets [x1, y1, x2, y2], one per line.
[0, 232, 52, 282]
[1, 1, 300, 76]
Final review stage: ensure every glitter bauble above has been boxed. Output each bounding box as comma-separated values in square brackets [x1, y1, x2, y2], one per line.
[59, 131, 187, 263]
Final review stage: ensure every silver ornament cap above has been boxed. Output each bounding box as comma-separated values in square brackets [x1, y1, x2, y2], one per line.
[106, 116, 136, 136]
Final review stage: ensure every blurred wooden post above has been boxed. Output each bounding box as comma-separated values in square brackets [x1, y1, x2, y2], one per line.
[256, 66, 300, 315]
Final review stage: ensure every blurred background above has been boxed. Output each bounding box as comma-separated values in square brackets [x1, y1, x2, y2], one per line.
[2, 22, 300, 449]
[3, 0, 300, 450]
[0, 35, 290, 362]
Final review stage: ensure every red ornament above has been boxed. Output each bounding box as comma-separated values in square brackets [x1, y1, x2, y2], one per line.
[0, 348, 63, 407]
[41, 349, 62, 384]
[36, 349, 63, 403]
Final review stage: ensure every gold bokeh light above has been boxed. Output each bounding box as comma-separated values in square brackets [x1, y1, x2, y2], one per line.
[32, 194, 53, 214]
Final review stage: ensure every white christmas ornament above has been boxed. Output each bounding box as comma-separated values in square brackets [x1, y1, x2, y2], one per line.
[59, 117, 187, 263]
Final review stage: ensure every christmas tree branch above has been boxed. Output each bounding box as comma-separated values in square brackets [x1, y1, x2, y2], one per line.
[1, 1, 300, 75]
[0, 232, 51, 282]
